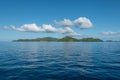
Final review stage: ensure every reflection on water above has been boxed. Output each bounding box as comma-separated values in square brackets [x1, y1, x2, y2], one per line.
[0, 42, 120, 80]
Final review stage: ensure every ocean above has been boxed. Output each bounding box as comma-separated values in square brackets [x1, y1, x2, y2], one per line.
[0, 42, 120, 80]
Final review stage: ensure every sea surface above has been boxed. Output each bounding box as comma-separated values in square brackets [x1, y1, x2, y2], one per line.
[0, 42, 120, 80]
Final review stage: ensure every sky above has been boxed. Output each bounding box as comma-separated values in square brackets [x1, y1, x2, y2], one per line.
[0, 0, 120, 41]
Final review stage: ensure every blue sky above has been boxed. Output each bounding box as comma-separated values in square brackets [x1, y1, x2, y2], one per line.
[0, 0, 120, 41]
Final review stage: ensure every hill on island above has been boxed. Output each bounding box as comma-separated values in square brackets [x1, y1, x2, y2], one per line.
[79, 38, 103, 42]
[58, 36, 79, 42]
[13, 36, 103, 42]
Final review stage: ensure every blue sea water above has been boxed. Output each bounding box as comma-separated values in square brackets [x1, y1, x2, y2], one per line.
[0, 42, 120, 80]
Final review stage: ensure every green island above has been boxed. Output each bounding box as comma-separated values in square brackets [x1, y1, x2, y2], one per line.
[13, 36, 104, 42]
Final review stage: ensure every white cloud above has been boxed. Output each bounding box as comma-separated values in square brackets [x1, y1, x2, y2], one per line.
[42, 24, 57, 32]
[74, 17, 93, 29]
[67, 32, 82, 36]
[6, 23, 82, 36]
[55, 17, 93, 29]
[54, 19, 73, 27]
[101, 31, 120, 35]
[5, 17, 92, 37]
[61, 27, 74, 33]
[58, 27, 82, 36]
[9, 24, 45, 32]
[8, 24, 58, 32]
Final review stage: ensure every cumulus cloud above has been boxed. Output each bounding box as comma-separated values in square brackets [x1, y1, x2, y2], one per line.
[74, 17, 93, 28]
[66, 32, 82, 36]
[11, 24, 45, 32]
[58, 27, 82, 36]
[6, 23, 82, 36]
[42, 24, 57, 32]
[60, 27, 74, 33]
[5, 17, 93, 37]
[54, 19, 73, 27]
[8, 24, 58, 32]
[101, 31, 120, 35]
[55, 17, 93, 29]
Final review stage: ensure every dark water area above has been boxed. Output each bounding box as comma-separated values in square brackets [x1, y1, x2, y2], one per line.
[0, 42, 120, 80]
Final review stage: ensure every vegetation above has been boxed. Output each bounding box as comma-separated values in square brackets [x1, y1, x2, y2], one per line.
[13, 36, 103, 42]
[79, 38, 103, 42]
[13, 37, 58, 42]
[35, 37, 58, 41]
[58, 36, 79, 42]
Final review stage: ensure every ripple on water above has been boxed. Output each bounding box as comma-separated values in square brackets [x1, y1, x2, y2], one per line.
[0, 42, 120, 80]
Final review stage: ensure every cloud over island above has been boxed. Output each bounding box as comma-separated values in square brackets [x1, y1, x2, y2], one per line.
[5, 17, 93, 36]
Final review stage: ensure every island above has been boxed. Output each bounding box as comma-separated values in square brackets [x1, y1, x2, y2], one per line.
[13, 36, 104, 42]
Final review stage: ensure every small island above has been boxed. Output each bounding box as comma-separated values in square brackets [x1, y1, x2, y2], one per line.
[13, 36, 103, 42]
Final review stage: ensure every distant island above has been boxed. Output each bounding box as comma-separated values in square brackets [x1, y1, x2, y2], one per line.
[13, 36, 104, 42]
